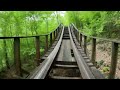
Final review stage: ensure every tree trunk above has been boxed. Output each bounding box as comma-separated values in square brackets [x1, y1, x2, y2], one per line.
[3, 40, 10, 69]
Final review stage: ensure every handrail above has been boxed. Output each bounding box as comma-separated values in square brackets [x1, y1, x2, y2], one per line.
[0, 23, 62, 39]
[71, 23, 120, 44]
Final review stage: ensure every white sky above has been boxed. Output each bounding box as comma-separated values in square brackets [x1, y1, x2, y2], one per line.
[58, 11, 66, 17]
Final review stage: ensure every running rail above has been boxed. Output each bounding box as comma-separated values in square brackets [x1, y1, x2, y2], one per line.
[27, 25, 64, 79]
[68, 26, 95, 79]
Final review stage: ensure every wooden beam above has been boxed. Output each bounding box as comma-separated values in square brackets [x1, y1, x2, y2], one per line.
[50, 33, 52, 46]
[84, 35, 87, 54]
[56, 29, 58, 37]
[49, 75, 81, 79]
[54, 64, 78, 69]
[54, 31, 55, 41]
[109, 42, 118, 79]
[77, 32, 80, 43]
[91, 38, 96, 65]
[45, 35, 48, 52]
[35, 36, 40, 66]
[80, 34, 82, 47]
[55, 61, 77, 65]
[14, 37, 22, 76]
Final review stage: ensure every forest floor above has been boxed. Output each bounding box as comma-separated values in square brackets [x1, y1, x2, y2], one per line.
[0, 67, 22, 79]
[87, 41, 120, 79]
[0, 61, 35, 79]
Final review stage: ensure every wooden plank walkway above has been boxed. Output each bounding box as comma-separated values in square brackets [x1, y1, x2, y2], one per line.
[56, 40, 75, 62]
[48, 27, 81, 79]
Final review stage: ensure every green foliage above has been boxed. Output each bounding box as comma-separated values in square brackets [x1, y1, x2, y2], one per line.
[102, 67, 110, 72]
[1, 11, 120, 77]
[96, 60, 104, 68]
[65, 11, 120, 39]
[0, 11, 63, 72]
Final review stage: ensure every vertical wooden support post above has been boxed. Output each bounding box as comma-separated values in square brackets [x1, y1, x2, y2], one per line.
[35, 36, 40, 66]
[57, 26, 60, 34]
[57, 28, 59, 34]
[52, 32, 54, 43]
[75, 30, 76, 36]
[54, 31, 55, 41]
[84, 35, 87, 54]
[59, 26, 61, 33]
[50, 33, 52, 46]
[57, 27, 59, 33]
[76, 31, 78, 42]
[80, 33, 82, 47]
[73, 28, 75, 36]
[109, 42, 118, 79]
[91, 38, 96, 65]
[14, 37, 22, 76]
[77, 31, 79, 42]
[76, 30, 77, 38]
[45, 35, 48, 52]
[56, 29, 58, 37]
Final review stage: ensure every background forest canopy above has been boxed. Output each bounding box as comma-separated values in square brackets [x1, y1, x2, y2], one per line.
[0, 11, 65, 37]
[0, 11, 120, 39]
[65, 11, 120, 39]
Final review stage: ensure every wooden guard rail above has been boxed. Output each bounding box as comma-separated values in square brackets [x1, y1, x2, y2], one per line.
[71, 23, 120, 79]
[0, 24, 62, 77]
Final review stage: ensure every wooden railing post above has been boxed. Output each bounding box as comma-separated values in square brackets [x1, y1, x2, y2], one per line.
[58, 27, 60, 33]
[56, 29, 58, 37]
[35, 36, 40, 66]
[52, 32, 54, 43]
[77, 31, 79, 42]
[75, 30, 77, 38]
[75, 30, 77, 39]
[75, 30, 78, 40]
[50, 33, 52, 46]
[58, 27, 59, 33]
[80, 33, 82, 47]
[45, 35, 48, 52]
[84, 35, 87, 54]
[14, 37, 22, 76]
[109, 42, 118, 79]
[91, 38, 96, 65]
[54, 31, 55, 41]
[72, 26, 74, 31]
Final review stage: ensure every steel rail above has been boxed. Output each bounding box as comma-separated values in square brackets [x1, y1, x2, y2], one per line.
[68, 26, 95, 79]
[27, 25, 64, 79]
